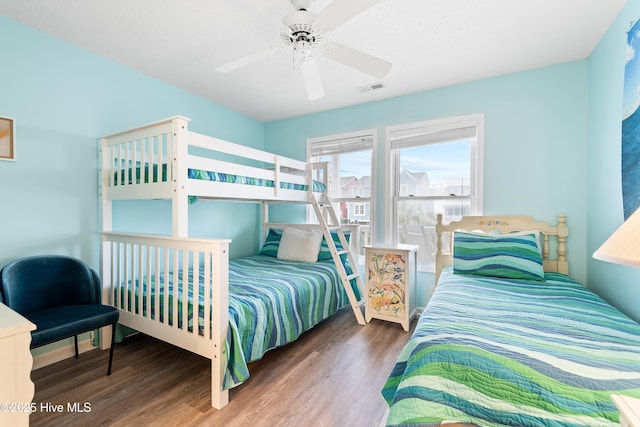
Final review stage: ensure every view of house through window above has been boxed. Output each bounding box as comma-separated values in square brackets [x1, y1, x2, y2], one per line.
[388, 115, 484, 269]
[308, 131, 376, 256]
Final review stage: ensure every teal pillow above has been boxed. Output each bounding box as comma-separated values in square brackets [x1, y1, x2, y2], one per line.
[317, 230, 351, 261]
[452, 231, 544, 281]
[259, 228, 283, 257]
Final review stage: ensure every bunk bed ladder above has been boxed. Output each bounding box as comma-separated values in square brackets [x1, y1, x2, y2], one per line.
[311, 195, 367, 325]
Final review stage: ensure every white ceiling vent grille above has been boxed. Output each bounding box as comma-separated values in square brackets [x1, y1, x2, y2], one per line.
[357, 82, 386, 93]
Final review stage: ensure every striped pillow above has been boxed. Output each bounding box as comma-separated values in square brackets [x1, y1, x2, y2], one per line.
[317, 230, 351, 261]
[453, 231, 544, 281]
[258, 228, 283, 257]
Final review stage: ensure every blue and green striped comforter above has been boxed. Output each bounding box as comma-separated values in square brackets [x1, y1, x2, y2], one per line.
[382, 267, 640, 426]
[225, 255, 351, 388]
[119, 255, 350, 390]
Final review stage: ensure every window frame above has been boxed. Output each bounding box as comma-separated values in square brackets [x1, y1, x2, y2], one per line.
[307, 128, 378, 259]
[384, 114, 485, 270]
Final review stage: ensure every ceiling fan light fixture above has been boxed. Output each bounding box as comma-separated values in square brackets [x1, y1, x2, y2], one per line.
[281, 8, 322, 49]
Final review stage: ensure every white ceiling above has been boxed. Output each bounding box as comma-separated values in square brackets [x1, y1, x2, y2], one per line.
[0, 0, 627, 122]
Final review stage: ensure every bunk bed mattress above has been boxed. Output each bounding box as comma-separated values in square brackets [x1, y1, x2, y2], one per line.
[117, 255, 351, 389]
[382, 267, 640, 426]
[113, 165, 326, 192]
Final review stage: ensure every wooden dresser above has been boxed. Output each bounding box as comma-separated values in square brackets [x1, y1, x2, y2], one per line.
[0, 303, 35, 426]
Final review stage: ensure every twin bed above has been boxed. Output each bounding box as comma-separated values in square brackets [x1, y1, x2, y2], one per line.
[382, 215, 640, 426]
[100, 116, 362, 409]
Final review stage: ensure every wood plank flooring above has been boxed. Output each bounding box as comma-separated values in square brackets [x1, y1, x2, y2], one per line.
[29, 308, 414, 427]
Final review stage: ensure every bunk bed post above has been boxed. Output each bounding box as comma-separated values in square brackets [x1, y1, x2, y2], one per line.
[99, 138, 114, 349]
[435, 214, 445, 283]
[556, 214, 569, 275]
[98, 237, 114, 350]
[211, 240, 230, 409]
[99, 137, 113, 233]
[274, 157, 280, 197]
[261, 202, 269, 238]
[171, 117, 190, 237]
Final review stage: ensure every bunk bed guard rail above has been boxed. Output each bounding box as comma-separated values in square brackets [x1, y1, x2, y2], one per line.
[100, 116, 331, 203]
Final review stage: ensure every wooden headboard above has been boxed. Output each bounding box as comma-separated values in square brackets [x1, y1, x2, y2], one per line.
[435, 214, 569, 282]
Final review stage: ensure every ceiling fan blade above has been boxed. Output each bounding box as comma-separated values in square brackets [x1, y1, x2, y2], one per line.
[300, 57, 325, 100]
[315, 0, 384, 32]
[216, 46, 282, 73]
[222, 0, 289, 33]
[324, 42, 391, 79]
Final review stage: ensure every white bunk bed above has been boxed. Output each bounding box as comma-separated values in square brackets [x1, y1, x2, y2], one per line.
[99, 116, 365, 409]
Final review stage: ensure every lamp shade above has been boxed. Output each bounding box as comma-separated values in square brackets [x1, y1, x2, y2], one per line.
[594, 207, 640, 267]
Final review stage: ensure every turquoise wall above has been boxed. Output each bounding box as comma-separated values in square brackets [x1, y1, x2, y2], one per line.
[265, 62, 590, 306]
[0, 17, 264, 269]
[4, 8, 637, 318]
[588, 0, 640, 322]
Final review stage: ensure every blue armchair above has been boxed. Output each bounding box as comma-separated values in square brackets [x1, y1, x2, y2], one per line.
[0, 255, 119, 374]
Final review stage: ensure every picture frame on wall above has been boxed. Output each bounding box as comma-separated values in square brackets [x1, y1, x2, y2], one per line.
[0, 117, 15, 161]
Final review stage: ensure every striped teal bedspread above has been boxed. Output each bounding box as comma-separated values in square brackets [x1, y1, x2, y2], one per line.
[188, 168, 327, 193]
[382, 267, 640, 426]
[119, 255, 351, 390]
[114, 164, 326, 193]
[225, 255, 352, 388]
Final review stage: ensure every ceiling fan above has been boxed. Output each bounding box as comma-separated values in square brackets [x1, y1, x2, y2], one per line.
[216, 0, 392, 100]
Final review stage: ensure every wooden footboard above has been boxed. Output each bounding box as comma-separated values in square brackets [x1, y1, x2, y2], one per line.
[101, 232, 231, 409]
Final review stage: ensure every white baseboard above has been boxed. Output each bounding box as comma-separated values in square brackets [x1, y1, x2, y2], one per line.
[32, 338, 96, 370]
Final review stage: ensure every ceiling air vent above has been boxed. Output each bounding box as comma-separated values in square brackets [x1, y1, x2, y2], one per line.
[357, 82, 386, 93]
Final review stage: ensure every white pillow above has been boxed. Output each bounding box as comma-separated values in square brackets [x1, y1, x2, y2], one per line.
[277, 227, 323, 262]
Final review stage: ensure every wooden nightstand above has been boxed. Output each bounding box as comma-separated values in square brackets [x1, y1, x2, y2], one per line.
[364, 244, 418, 331]
[612, 394, 640, 427]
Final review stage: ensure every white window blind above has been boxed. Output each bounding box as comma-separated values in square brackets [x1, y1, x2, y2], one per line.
[390, 126, 477, 150]
[310, 135, 374, 156]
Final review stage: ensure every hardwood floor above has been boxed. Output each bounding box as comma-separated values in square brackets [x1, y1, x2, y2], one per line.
[29, 308, 414, 427]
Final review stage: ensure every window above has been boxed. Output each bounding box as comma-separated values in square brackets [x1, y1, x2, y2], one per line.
[386, 114, 484, 270]
[308, 129, 377, 257]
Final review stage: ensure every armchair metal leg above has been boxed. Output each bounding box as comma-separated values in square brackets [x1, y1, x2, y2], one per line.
[74, 335, 79, 358]
[107, 323, 116, 375]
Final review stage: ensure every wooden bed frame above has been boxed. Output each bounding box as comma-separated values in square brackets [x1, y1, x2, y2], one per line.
[384, 213, 570, 426]
[434, 213, 569, 282]
[99, 116, 364, 409]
